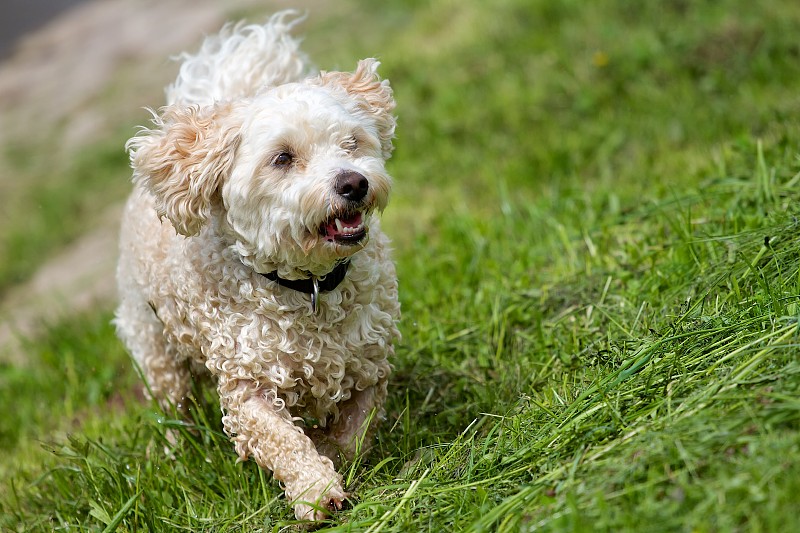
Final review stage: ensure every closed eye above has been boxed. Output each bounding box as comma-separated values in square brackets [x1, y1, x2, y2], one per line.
[342, 135, 358, 153]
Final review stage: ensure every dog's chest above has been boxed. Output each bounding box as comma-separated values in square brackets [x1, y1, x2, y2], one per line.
[162, 236, 398, 418]
[177, 270, 394, 417]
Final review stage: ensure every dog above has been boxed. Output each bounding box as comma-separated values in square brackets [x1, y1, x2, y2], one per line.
[114, 11, 400, 522]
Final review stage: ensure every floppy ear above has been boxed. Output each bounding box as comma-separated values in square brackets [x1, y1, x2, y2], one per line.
[315, 58, 396, 158]
[127, 104, 241, 236]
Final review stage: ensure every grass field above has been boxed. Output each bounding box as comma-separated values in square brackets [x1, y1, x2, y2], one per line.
[2, 0, 800, 530]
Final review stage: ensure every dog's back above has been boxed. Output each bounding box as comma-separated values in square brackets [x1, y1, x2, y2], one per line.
[166, 11, 312, 106]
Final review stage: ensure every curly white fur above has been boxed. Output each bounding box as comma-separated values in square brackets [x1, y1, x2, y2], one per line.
[167, 12, 313, 106]
[115, 11, 400, 523]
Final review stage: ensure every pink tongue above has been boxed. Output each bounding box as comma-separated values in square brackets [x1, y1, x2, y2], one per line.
[325, 212, 363, 237]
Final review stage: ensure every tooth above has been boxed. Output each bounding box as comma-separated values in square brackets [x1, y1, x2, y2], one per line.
[335, 218, 343, 232]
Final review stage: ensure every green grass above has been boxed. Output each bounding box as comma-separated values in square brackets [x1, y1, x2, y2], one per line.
[3, 0, 800, 530]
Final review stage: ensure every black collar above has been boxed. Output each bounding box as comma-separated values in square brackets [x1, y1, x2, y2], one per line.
[261, 260, 350, 312]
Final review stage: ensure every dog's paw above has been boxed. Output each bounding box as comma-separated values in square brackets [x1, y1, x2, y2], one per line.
[293, 486, 348, 524]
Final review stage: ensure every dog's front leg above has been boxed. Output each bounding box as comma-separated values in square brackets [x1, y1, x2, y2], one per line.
[217, 377, 346, 522]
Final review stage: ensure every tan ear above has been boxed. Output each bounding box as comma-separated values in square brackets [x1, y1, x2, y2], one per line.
[127, 104, 240, 236]
[316, 58, 396, 157]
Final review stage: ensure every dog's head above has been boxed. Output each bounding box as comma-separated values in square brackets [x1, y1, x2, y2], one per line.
[128, 59, 395, 278]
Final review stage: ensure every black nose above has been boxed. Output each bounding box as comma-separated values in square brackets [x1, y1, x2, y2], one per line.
[334, 171, 369, 202]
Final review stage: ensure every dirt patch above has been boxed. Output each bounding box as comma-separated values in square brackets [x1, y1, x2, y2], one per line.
[0, 204, 122, 364]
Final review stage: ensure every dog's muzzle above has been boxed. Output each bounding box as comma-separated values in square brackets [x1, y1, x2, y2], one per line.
[319, 171, 370, 245]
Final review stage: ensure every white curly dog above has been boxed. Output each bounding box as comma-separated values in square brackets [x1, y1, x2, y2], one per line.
[115, 11, 400, 522]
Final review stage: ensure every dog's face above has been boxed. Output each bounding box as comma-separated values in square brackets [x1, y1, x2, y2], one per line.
[222, 80, 394, 276]
[129, 59, 395, 278]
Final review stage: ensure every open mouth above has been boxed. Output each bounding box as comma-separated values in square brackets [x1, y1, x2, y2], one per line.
[320, 211, 367, 244]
